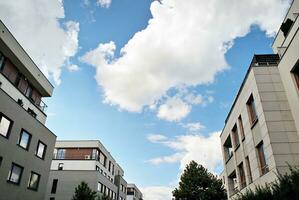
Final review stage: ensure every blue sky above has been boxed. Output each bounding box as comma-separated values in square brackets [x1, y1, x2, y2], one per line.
[0, 0, 290, 199]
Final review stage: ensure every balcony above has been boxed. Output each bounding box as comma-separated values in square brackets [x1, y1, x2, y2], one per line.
[0, 74, 47, 124]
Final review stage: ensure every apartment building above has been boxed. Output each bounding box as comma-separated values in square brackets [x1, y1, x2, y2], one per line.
[45, 140, 127, 200]
[220, 54, 299, 199]
[0, 20, 56, 199]
[272, 0, 299, 133]
[127, 184, 143, 200]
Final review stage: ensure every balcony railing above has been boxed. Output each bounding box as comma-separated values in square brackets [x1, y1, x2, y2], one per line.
[53, 152, 98, 160]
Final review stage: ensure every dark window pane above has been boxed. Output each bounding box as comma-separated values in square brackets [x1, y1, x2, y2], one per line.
[28, 172, 40, 190]
[51, 179, 58, 194]
[0, 156, 3, 167]
[7, 163, 23, 184]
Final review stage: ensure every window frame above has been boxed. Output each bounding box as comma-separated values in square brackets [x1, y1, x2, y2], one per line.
[291, 60, 299, 91]
[17, 129, 32, 151]
[35, 140, 47, 160]
[245, 156, 253, 184]
[238, 162, 246, 189]
[246, 94, 258, 127]
[51, 179, 58, 194]
[232, 124, 240, 150]
[256, 141, 269, 176]
[27, 171, 41, 191]
[7, 162, 24, 185]
[0, 112, 13, 139]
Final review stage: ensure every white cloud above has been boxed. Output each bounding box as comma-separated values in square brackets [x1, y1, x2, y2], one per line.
[67, 64, 80, 72]
[147, 132, 223, 173]
[157, 97, 191, 122]
[0, 0, 80, 85]
[141, 186, 173, 200]
[147, 134, 168, 143]
[182, 122, 205, 132]
[146, 152, 184, 165]
[97, 0, 112, 8]
[81, 0, 289, 116]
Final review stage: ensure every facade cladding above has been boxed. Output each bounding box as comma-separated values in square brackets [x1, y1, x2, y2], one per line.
[221, 0, 299, 199]
[45, 140, 136, 200]
[0, 20, 56, 200]
[126, 184, 143, 200]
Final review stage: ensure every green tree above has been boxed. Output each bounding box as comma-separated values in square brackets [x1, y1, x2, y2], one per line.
[72, 181, 97, 200]
[172, 160, 226, 200]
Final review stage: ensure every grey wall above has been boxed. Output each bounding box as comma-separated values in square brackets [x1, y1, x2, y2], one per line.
[0, 88, 56, 200]
[46, 170, 118, 200]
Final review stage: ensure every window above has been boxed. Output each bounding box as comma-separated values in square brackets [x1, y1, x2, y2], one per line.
[238, 115, 245, 140]
[28, 171, 41, 191]
[223, 136, 233, 162]
[98, 182, 102, 191]
[7, 163, 24, 184]
[96, 165, 100, 171]
[99, 152, 107, 167]
[238, 162, 246, 189]
[17, 130, 31, 150]
[0, 52, 4, 70]
[51, 179, 58, 194]
[109, 161, 112, 172]
[232, 124, 240, 149]
[50, 198, 55, 200]
[247, 95, 258, 125]
[58, 163, 63, 170]
[228, 171, 237, 196]
[2, 60, 18, 83]
[0, 156, 3, 167]
[0, 113, 13, 138]
[245, 156, 252, 184]
[36, 141, 47, 159]
[292, 61, 299, 90]
[257, 141, 269, 175]
[56, 149, 66, 159]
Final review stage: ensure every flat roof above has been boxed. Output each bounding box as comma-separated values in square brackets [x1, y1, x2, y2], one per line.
[0, 20, 53, 97]
[221, 54, 280, 137]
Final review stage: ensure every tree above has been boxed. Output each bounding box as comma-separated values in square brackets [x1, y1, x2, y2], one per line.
[236, 166, 299, 200]
[72, 181, 97, 200]
[172, 161, 226, 200]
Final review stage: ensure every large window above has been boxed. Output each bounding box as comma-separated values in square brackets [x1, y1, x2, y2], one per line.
[238, 115, 245, 140]
[238, 162, 246, 189]
[232, 124, 240, 149]
[2, 60, 18, 84]
[36, 141, 47, 159]
[257, 141, 269, 175]
[7, 163, 24, 184]
[292, 61, 299, 90]
[245, 156, 252, 184]
[56, 149, 66, 159]
[0, 113, 13, 138]
[247, 95, 258, 126]
[28, 171, 41, 191]
[51, 179, 58, 194]
[17, 129, 32, 150]
[99, 152, 107, 167]
[0, 52, 4, 70]
[223, 136, 233, 162]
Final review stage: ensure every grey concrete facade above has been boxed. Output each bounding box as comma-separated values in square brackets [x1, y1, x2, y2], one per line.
[45, 140, 128, 200]
[127, 184, 143, 200]
[272, 0, 299, 134]
[0, 20, 56, 200]
[220, 55, 299, 199]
